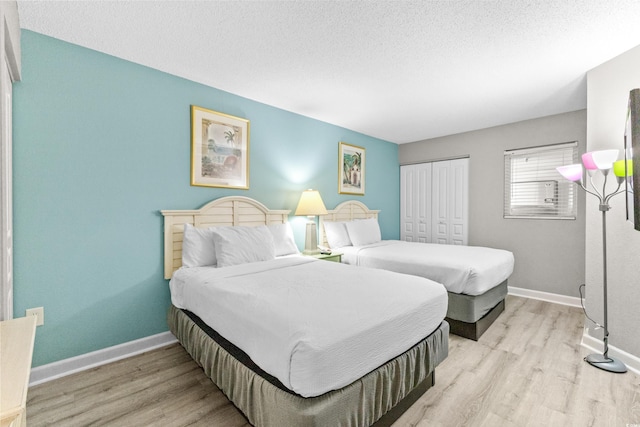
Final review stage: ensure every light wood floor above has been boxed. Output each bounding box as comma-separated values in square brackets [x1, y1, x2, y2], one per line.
[27, 296, 640, 426]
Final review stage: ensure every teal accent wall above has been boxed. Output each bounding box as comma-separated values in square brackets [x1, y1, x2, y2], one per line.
[13, 31, 400, 367]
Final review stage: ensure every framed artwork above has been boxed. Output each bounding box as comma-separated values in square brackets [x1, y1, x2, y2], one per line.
[191, 105, 250, 189]
[338, 141, 365, 195]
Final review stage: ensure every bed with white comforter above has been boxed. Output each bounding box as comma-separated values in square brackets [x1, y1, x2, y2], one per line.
[320, 200, 515, 340]
[170, 256, 447, 398]
[162, 196, 450, 427]
[339, 240, 514, 296]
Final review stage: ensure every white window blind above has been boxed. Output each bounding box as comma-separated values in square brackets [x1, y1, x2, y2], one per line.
[504, 142, 578, 219]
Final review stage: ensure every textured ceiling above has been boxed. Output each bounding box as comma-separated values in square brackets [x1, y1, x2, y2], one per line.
[16, 1, 640, 143]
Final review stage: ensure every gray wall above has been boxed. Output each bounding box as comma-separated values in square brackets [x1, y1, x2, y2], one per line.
[586, 44, 640, 358]
[399, 110, 587, 297]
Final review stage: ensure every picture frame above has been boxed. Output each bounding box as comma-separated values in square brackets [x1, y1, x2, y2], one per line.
[191, 105, 250, 189]
[338, 141, 365, 195]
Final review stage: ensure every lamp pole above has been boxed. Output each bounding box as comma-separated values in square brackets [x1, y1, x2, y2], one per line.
[601, 205, 609, 361]
[580, 171, 627, 373]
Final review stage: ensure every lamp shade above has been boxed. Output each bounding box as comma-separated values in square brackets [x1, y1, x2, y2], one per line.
[295, 190, 328, 216]
[590, 149, 619, 170]
[557, 164, 583, 182]
[613, 159, 633, 177]
[581, 152, 598, 170]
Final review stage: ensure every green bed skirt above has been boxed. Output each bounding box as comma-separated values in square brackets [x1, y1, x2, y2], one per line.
[168, 305, 449, 427]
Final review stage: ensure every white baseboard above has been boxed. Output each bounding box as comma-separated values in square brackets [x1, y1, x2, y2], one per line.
[581, 327, 640, 376]
[508, 286, 582, 308]
[29, 331, 177, 386]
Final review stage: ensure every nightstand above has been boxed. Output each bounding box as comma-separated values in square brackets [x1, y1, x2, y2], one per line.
[1, 316, 37, 427]
[308, 252, 342, 263]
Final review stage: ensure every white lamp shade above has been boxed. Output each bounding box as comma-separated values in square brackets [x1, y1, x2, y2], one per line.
[590, 149, 619, 170]
[557, 164, 583, 182]
[295, 190, 328, 216]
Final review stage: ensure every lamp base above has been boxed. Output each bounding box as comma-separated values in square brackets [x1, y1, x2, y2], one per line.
[584, 353, 627, 373]
[303, 220, 319, 255]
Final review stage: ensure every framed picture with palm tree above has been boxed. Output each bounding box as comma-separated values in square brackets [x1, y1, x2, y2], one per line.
[338, 141, 365, 195]
[191, 105, 250, 189]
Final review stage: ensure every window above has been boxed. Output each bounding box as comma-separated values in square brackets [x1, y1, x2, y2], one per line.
[504, 142, 578, 219]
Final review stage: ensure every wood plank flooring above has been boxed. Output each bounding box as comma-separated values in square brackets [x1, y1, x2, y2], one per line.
[26, 296, 640, 426]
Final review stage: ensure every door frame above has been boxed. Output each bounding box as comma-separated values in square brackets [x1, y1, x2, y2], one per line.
[1, 55, 14, 320]
[1, 2, 22, 320]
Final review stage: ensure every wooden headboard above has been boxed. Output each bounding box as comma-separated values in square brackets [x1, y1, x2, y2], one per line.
[161, 196, 290, 279]
[319, 200, 380, 248]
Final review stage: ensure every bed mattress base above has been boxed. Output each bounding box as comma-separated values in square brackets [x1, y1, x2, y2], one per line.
[168, 304, 449, 427]
[446, 299, 505, 341]
[445, 280, 508, 341]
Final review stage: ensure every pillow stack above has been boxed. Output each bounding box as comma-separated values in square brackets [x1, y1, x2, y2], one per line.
[323, 217, 382, 249]
[181, 222, 299, 268]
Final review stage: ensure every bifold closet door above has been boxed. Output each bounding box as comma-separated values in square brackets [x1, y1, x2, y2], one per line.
[401, 159, 468, 245]
[400, 163, 432, 242]
[431, 158, 468, 245]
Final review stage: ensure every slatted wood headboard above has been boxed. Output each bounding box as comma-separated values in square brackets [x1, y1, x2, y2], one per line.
[319, 200, 380, 248]
[161, 196, 290, 279]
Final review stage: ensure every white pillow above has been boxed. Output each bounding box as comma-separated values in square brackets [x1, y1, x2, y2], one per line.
[212, 226, 276, 267]
[345, 218, 382, 246]
[323, 221, 352, 249]
[182, 223, 217, 268]
[267, 223, 299, 256]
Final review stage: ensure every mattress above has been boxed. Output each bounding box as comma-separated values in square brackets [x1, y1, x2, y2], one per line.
[169, 256, 447, 397]
[339, 240, 514, 295]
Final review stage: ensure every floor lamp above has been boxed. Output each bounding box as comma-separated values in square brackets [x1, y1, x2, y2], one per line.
[295, 189, 328, 255]
[557, 149, 628, 373]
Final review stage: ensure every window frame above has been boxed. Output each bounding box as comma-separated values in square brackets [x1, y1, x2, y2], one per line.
[504, 141, 578, 220]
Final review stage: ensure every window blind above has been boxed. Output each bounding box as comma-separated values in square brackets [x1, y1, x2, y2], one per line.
[504, 142, 578, 219]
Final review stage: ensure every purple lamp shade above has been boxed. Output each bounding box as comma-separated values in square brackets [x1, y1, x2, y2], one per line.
[557, 164, 583, 182]
[591, 149, 619, 170]
[581, 152, 598, 170]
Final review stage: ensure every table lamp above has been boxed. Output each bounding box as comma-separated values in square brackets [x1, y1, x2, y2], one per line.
[295, 189, 328, 255]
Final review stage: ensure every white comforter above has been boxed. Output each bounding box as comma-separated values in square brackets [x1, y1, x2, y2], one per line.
[339, 241, 514, 296]
[170, 256, 447, 397]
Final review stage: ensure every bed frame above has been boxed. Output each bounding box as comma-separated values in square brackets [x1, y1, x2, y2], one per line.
[161, 196, 448, 426]
[320, 200, 506, 341]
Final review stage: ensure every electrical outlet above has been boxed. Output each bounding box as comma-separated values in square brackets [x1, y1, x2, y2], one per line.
[26, 307, 44, 326]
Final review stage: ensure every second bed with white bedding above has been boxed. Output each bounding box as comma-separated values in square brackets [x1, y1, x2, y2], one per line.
[319, 200, 515, 340]
[339, 240, 514, 295]
[170, 256, 447, 398]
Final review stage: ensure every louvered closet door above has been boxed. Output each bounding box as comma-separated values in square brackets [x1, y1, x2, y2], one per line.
[400, 163, 432, 242]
